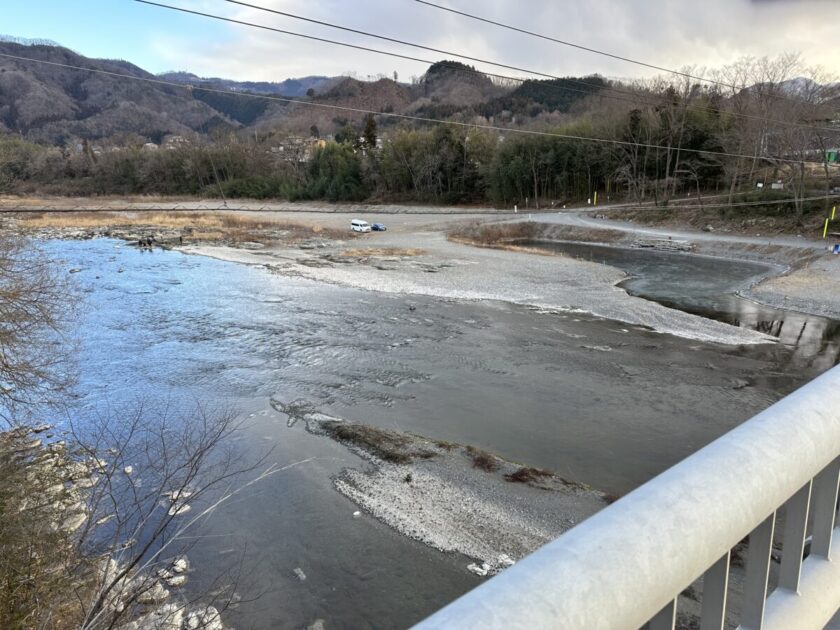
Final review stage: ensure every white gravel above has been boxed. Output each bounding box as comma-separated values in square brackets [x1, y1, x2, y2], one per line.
[185, 231, 776, 346]
[335, 455, 606, 575]
[745, 254, 840, 319]
[275, 400, 610, 576]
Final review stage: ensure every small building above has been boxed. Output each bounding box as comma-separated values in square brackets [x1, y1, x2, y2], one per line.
[162, 135, 190, 150]
[269, 137, 326, 162]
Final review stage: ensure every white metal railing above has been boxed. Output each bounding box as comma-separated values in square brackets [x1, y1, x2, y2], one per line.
[414, 366, 840, 629]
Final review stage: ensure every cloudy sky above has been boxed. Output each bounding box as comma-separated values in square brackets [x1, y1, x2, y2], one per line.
[4, 0, 840, 82]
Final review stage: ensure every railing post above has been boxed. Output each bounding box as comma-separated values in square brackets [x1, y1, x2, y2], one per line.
[700, 552, 730, 630]
[741, 513, 776, 630]
[810, 457, 840, 559]
[778, 482, 812, 592]
[412, 366, 840, 630]
[649, 598, 676, 630]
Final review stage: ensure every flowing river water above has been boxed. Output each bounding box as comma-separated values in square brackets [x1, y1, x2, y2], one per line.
[46, 238, 839, 629]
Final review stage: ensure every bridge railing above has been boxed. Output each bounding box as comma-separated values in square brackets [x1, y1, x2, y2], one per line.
[414, 366, 840, 629]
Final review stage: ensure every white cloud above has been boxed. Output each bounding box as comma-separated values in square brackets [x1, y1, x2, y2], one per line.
[147, 0, 840, 82]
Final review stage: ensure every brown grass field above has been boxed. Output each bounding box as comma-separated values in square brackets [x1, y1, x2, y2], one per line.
[15, 211, 346, 243]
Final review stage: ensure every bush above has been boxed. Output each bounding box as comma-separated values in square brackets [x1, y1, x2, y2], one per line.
[504, 466, 553, 483]
[465, 445, 499, 472]
[304, 143, 369, 201]
[222, 175, 284, 199]
[449, 220, 540, 245]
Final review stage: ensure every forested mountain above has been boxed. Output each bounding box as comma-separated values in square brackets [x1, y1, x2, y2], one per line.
[0, 42, 612, 145]
[0, 42, 237, 144]
[1, 39, 838, 216]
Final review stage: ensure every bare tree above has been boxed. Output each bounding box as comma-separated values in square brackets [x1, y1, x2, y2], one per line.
[0, 234, 76, 426]
[0, 399, 305, 630]
[68, 401, 284, 630]
[613, 107, 656, 203]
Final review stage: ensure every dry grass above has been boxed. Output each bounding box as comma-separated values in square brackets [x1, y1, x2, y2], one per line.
[465, 445, 500, 472]
[504, 466, 553, 484]
[189, 230, 226, 242]
[320, 421, 436, 464]
[603, 201, 827, 236]
[449, 220, 628, 251]
[449, 221, 540, 245]
[16, 211, 346, 243]
[338, 247, 426, 258]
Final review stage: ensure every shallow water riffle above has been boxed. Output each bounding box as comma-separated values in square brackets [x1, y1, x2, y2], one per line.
[45, 238, 835, 629]
[521, 239, 840, 370]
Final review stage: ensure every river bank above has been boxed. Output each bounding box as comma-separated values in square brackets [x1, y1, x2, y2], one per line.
[523, 212, 840, 320]
[182, 231, 778, 346]
[10, 199, 839, 325]
[34, 235, 834, 628]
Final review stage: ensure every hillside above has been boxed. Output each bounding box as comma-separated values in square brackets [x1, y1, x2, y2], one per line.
[0, 41, 612, 145]
[157, 71, 338, 97]
[0, 42, 238, 144]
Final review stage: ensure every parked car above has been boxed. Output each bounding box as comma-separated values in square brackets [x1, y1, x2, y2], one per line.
[350, 219, 372, 233]
[371, 223, 387, 231]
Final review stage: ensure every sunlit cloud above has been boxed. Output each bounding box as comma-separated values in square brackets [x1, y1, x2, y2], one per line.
[141, 0, 840, 82]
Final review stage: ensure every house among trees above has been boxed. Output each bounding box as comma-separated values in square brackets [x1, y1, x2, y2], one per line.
[269, 136, 327, 162]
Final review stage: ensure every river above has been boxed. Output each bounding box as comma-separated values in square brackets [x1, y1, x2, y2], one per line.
[46, 238, 837, 629]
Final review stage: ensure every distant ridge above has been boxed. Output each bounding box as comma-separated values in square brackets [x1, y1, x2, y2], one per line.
[0, 37, 628, 145]
[0, 34, 63, 48]
[157, 71, 337, 98]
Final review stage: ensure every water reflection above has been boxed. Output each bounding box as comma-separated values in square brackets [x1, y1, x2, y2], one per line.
[524, 240, 840, 368]
[40, 238, 832, 627]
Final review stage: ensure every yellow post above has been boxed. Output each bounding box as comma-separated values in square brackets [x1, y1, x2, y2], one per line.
[594, 191, 598, 206]
[832, 206, 836, 221]
[824, 218, 830, 239]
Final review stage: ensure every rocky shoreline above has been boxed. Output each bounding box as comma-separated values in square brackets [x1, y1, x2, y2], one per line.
[14, 209, 840, 327]
[0, 424, 225, 630]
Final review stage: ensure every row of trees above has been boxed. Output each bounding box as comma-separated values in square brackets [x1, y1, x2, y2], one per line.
[1, 55, 838, 216]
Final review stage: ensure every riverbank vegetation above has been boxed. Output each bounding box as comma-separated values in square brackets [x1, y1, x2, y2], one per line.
[602, 189, 830, 233]
[1, 56, 838, 228]
[15, 211, 347, 244]
[0, 404, 255, 629]
[449, 220, 623, 247]
[0, 230, 276, 628]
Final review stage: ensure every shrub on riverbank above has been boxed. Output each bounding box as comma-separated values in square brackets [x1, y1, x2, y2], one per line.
[0, 410, 253, 629]
[448, 220, 540, 246]
[320, 421, 436, 463]
[0, 427, 90, 628]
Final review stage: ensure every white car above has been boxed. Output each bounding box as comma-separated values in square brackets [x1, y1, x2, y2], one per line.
[351, 219, 372, 233]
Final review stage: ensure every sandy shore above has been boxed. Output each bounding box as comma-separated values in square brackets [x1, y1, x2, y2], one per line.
[745, 254, 840, 318]
[532, 212, 840, 319]
[183, 229, 777, 346]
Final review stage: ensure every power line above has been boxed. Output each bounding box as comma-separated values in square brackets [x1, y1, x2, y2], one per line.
[415, 0, 836, 108]
[0, 50, 836, 169]
[183, 0, 840, 135]
[213, 0, 840, 133]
